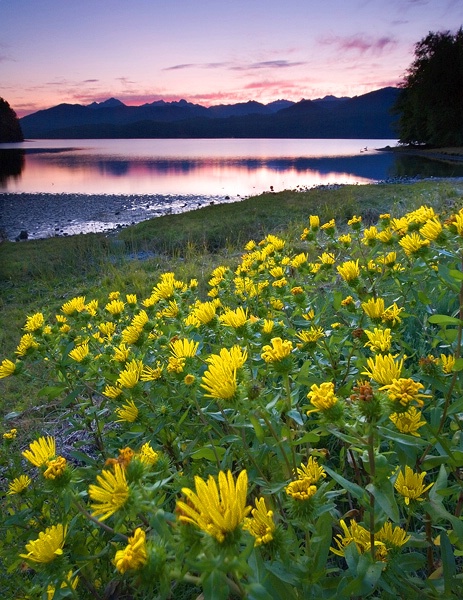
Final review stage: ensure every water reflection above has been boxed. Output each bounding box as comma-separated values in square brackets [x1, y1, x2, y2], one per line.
[0, 149, 25, 187]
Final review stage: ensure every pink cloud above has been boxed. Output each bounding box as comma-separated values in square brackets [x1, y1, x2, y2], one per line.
[320, 34, 397, 55]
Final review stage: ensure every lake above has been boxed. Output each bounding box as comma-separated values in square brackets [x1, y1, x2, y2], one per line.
[1, 138, 463, 239]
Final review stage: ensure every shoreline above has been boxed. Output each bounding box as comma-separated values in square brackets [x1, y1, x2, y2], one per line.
[2, 176, 463, 242]
[379, 145, 463, 164]
[0, 191, 240, 241]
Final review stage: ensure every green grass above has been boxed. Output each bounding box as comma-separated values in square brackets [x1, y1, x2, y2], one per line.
[1, 180, 462, 417]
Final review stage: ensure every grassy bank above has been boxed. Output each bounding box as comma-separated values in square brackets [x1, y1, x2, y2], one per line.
[1, 179, 463, 417]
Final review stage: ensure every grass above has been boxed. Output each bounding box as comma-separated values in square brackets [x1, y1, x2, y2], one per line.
[1, 179, 463, 419]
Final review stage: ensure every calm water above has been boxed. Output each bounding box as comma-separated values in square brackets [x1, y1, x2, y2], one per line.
[0, 138, 407, 195]
[1, 138, 463, 239]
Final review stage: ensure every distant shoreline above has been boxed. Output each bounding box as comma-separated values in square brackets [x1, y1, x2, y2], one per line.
[378, 145, 463, 164]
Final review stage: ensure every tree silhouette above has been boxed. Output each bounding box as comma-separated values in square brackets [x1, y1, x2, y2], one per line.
[393, 28, 463, 147]
[0, 97, 24, 142]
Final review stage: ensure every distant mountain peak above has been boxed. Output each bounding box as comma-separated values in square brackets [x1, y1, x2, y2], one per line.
[88, 98, 125, 109]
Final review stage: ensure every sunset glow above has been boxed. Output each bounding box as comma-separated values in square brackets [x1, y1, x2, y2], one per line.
[1, 0, 461, 117]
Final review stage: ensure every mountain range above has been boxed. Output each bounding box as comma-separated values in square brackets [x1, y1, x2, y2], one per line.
[20, 87, 400, 139]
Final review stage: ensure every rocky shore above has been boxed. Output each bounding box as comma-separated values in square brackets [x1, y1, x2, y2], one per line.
[0, 192, 239, 241]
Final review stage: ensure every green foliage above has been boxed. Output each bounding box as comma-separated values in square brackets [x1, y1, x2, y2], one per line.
[3, 198, 463, 598]
[394, 27, 463, 147]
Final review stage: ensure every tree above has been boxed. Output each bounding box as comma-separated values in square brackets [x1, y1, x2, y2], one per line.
[393, 28, 463, 147]
[0, 97, 24, 142]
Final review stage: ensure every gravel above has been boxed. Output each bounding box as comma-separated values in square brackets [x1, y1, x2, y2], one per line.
[0, 192, 240, 241]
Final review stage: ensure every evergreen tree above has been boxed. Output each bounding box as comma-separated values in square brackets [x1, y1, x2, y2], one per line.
[393, 28, 463, 147]
[0, 97, 24, 142]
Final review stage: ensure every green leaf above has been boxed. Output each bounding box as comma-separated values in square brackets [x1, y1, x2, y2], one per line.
[324, 466, 367, 501]
[440, 530, 456, 595]
[191, 446, 226, 461]
[38, 384, 68, 399]
[246, 583, 274, 600]
[448, 269, 463, 281]
[428, 314, 463, 326]
[377, 426, 427, 447]
[203, 570, 229, 600]
[292, 431, 320, 446]
[366, 482, 400, 522]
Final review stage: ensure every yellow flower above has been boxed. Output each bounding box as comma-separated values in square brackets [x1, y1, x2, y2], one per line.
[85, 299, 98, 316]
[291, 286, 304, 295]
[307, 382, 338, 413]
[201, 346, 247, 400]
[262, 319, 275, 334]
[375, 521, 410, 549]
[309, 215, 320, 229]
[103, 384, 123, 399]
[261, 337, 293, 362]
[348, 215, 362, 227]
[43, 456, 67, 480]
[270, 297, 284, 310]
[115, 399, 139, 423]
[382, 302, 404, 326]
[361, 297, 385, 319]
[137, 442, 159, 465]
[113, 343, 130, 362]
[320, 218, 335, 232]
[158, 299, 180, 317]
[296, 326, 325, 345]
[3, 427, 17, 439]
[319, 252, 336, 265]
[242, 498, 275, 546]
[99, 321, 117, 338]
[285, 478, 317, 501]
[364, 328, 392, 353]
[296, 457, 326, 484]
[117, 359, 143, 388]
[7, 475, 32, 495]
[184, 373, 196, 385]
[376, 228, 393, 243]
[361, 225, 378, 245]
[191, 300, 217, 325]
[176, 470, 251, 543]
[170, 338, 199, 358]
[105, 299, 125, 316]
[167, 356, 186, 373]
[337, 260, 360, 282]
[24, 312, 44, 332]
[126, 293, 137, 305]
[20, 524, 67, 563]
[269, 266, 285, 278]
[22, 436, 56, 467]
[89, 464, 129, 520]
[141, 364, 163, 381]
[390, 407, 426, 436]
[68, 342, 89, 362]
[15, 333, 39, 356]
[265, 234, 285, 250]
[109, 291, 120, 300]
[380, 377, 429, 408]
[219, 306, 249, 328]
[114, 528, 148, 574]
[61, 296, 86, 315]
[399, 232, 430, 256]
[420, 217, 443, 241]
[362, 353, 403, 385]
[390, 217, 409, 235]
[0, 358, 16, 378]
[338, 233, 352, 245]
[440, 354, 456, 374]
[331, 519, 374, 557]
[394, 465, 434, 505]
[291, 252, 308, 268]
[341, 295, 354, 307]
[131, 310, 149, 330]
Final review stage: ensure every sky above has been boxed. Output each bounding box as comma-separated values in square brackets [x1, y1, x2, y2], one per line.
[1, 0, 461, 117]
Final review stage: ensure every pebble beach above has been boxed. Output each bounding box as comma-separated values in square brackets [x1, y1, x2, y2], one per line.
[0, 192, 240, 241]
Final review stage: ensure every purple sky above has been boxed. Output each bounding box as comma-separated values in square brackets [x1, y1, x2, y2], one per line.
[1, 0, 461, 117]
